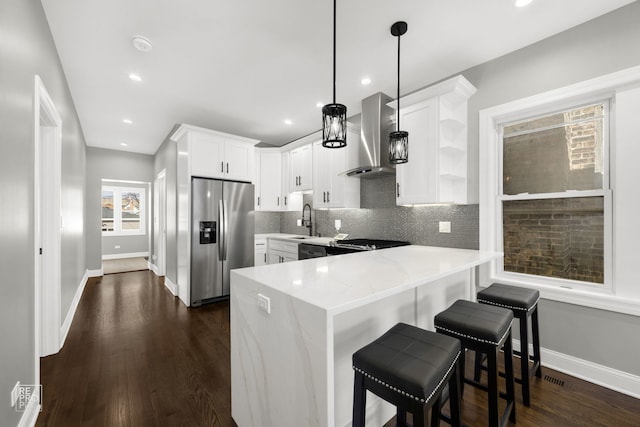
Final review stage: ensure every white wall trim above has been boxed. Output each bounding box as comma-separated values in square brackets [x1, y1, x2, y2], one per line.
[149, 261, 159, 276]
[59, 270, 89, 348]
[101, 251, 149, 260]
[164, 276, 178, 296]
[17, 396, 40, 427]
[87, 268, 103, 277]
[513, 339, 640, 399]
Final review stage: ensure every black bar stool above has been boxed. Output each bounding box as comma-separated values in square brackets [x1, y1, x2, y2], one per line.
[434, 300, 516, 427]
[475, 282, 542, 406]
[352, 323, 462, 427]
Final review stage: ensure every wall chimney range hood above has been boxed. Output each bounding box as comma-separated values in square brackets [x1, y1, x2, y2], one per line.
[344, 92, 396, 178]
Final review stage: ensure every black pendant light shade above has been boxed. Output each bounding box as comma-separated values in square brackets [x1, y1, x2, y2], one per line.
[322, 103, 347, 148]
[322, 0, 347, 148]
[389, 21, 408, 164]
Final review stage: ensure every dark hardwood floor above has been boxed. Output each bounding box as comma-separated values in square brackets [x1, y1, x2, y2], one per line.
[37, 271, 640, 427]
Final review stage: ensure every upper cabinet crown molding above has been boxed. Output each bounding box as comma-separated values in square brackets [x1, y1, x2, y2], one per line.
[387, 75, 477, 110]
[169, 123, 260, 146]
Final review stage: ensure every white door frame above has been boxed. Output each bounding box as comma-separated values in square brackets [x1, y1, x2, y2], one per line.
[154, 169, 167, 276]
[34, 75, 62, 378]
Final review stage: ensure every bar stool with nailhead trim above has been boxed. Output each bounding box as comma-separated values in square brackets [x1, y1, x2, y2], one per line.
[434, 299, 516, 427]
[352, 322, 462, 427]
[475, 282, 542, 407]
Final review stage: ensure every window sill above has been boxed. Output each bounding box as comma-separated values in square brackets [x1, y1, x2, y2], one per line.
[484, 274, 640, 316]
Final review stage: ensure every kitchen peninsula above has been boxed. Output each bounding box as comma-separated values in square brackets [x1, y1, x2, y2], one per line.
[230, 245, 501, 427]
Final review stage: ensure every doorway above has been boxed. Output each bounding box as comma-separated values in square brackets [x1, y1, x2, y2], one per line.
[34, 75, 62, 377]
[153, 169, 167, 276]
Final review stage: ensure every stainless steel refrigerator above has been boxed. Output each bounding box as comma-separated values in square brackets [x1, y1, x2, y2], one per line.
[191, 177, 254, 306]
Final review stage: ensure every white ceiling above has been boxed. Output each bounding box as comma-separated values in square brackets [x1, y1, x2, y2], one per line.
[41, 0, 634, 155]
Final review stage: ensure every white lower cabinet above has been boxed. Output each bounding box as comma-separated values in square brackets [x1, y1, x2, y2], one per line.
[254, 238, 267, 266]
[267, 239, 298, 264]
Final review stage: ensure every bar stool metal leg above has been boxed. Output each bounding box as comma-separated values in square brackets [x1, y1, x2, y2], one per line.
[353, 371, 366, 427]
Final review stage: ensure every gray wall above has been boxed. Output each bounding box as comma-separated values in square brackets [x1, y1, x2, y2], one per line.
[85, 147, 154, 270]
[0, 0, 87, 424]
[153, 137, 178, 284]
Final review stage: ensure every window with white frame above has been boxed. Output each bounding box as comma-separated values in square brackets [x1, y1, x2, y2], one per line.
[493, 101, 612, 290]
[102, 186, 145, 235]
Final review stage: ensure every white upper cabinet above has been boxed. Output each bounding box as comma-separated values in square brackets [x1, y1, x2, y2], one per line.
[256, 149, 282, 211]
[312, 125, 360, 209]
[170, 124, 258, 182]
[392, 75, 476, 205]
[254, 148, 302, 212]
[289, 144, 313, 192]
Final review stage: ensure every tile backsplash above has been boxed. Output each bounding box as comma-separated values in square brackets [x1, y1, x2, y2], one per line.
[255, 175, 479, 249]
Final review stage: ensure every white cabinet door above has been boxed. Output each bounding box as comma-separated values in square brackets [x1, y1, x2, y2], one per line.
[225, 140, 253, 182]
[257, 151, 282, 211]
[313, 129, 359, 209]
[395, 98, 439, 205]
[254, 238, 267, 266]
[189, 133, 254, 182]
[290, 144, 313, 192]
[190, 133, 225, 179]
[281, 151, 302, 211]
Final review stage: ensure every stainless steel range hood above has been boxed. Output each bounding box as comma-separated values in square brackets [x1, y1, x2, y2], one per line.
[344, 92, 396, 178]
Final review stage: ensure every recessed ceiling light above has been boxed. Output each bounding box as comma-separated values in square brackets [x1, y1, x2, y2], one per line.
[120, 142, 128, 146]
[361, 77, 371, 86]
[128, 73, 142, 82]
[515, 0, 533, 7]
[131, 35, 153, 52]
[122, 119, 132, 124]
[284, 119, 293, 125]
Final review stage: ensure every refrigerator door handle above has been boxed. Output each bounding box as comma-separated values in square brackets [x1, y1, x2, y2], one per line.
[218, 200, 225, 261]
[222, 199, 229, 261]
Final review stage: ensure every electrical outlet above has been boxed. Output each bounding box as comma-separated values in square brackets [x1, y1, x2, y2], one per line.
[115, 245, 120, 249]
[257, 293, 271, 314]
[334, 219, 341, 230]
[296, 219, 302, 227]
[439, 221, 451, 233]
[11, 381, 20, 407]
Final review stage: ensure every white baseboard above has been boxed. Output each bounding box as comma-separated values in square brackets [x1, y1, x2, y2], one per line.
[164, 276, 178, 296]
[101, 251, 149, 261]
[59, 270, 89, 348]
[17, 396, 40, 427]
[87, 268, 103, 277]
[513, 338, 640, 399]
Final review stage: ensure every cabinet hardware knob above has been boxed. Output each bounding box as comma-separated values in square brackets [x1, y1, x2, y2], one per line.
[396, 182, 400, 197]
[226, 162, 229, 173]
[327, 192, 330, 202]
[323, 191, 326, 203]
[277, 196, 280, 206]
[221, 161, 224, 173]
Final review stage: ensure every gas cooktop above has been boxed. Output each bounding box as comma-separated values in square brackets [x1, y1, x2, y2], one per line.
[330, 238, 410, 251]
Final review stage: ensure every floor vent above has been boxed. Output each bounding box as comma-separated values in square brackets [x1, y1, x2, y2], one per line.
[544, 375, 565, 387]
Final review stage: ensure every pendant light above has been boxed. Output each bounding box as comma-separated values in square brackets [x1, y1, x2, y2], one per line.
[322, 0, 347, 148]
[389, 21, 408, 164]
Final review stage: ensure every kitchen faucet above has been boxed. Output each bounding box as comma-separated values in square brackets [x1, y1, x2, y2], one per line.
[301, 203, 313, 236]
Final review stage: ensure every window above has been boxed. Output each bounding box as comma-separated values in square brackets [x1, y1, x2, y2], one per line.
[102, 186, 145, 235]
[499, 104, 609, 287]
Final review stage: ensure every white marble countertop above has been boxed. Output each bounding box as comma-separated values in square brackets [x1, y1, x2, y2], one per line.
[255, 233, 334, 246]
[233, 245, 502, 315]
